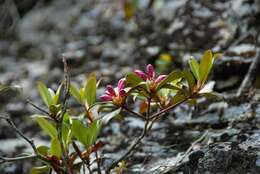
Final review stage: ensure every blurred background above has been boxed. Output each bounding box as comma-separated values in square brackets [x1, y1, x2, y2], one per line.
[0, 0, 260, 173]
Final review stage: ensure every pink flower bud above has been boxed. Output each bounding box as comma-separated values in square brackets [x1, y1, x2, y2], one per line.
[117, 79, 125, 91]
[146, 64, 155, 79]
[119, 89, 126, 97]
[100, 95, 113, 101]
[155, 75, 167, 84]
[105, 85, 116, 96]
[134, 70, 147, 80]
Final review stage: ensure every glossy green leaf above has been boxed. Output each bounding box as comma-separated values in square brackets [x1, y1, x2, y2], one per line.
[30, 166, 50, 174]
[35, 117, 57, 139]
[157, 71, 183, 90]
[37, 82, 53, 107]
[125, 73, 143, 87]
[71, 120, 86, 146]
[188, 57, 200, 81]
[62, 122, 71, 147]
[102, 108, 121, 124]
[71, 119, 100, 148]
[87, 121, 101, 146]
[159, 84, 182, 91]
[50, 138, 62, 159]
[84, 73, 96, 108]
[70, 83, 83, 104]
[183, 70, 195, 89]
[199, 50, 213, 84]
[172, 91, 187, 105]
[36, 145, 49, 156]
[53, 84, 62, 105]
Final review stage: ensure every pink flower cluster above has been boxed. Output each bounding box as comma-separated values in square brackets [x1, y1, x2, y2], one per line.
[100, 79, 126, 106]
[134, 64, 166, 91]
[100, 64, 166, 105]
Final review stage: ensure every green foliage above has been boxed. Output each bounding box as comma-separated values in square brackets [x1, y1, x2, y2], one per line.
[50, 138, 62, 158]
[71, 119, 100, 148]
[30, 166, 49, 174]
[125, 72, 143, 87]
[188, 57, 200, 81]
[9, 50, 218, 174]
[35, 116, 57, 139]
[156, 71, 183, 90]
[102, 108, 121, 124]
[84, 73, 97, 108]
[36, 145, 49, 156]
[188, 50, 215, 86]
[70, 83, 83, 104]
[70, 73, 97, 109]
[37, 82, 53, 107]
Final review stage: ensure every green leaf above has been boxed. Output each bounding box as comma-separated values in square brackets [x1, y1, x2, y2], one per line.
[36, 145, 49, 156]
[53, 84, 62, 105]
[188, 57, 200, 81]
[71, 120, 89, 147]
[50, 138, 62, 159]
[84, 73, 97, 108]
[35, 117, 57, 139]
[125, 73, 143, 87]
[183, 70, 195, 89]
[37, 82, 53, 107]
[159, 84, 182, 91]
[172, 91, 187, 104]
[71, 119, 100, 148]
[30, 166, 50, 174]
[62, 122, 71, 147]
[87, 121, 101, 146]
[102, 108, 121, 124]
[157, 71, 183, 90]
[70, 83, 83, 104]
[199, 50, 213, 84]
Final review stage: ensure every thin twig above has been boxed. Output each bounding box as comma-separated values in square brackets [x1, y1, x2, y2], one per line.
[122, 105, 144, 119]
[106, 96, 189, 173]
[149, 97, 189, 120]
[0, 115, 63, 171]
[27, 99, 50, 115]
[57, 57, 71, 173]
[105, 96, 152, 174]
[72, 141, 91, 172]
[0, 115, 38, 154]
[105, 118, 149, 174]
[0, 155, 37, 164]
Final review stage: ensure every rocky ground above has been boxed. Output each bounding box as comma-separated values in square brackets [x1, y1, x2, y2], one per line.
[0, 0, 260, 173]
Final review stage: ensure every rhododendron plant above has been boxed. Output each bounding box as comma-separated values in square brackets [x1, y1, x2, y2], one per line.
[0, 50, 220, 174]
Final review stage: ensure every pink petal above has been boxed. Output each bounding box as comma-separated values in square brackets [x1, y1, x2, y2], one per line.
[100, 95, 113, 101]
[155, 75, 167, 84]
[146, 64, 155, 79]
[105, 85, 116, 96]
[134, 70, 147, 80]
[119, 90, 126, 97]
[117, 79, 125, 91]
